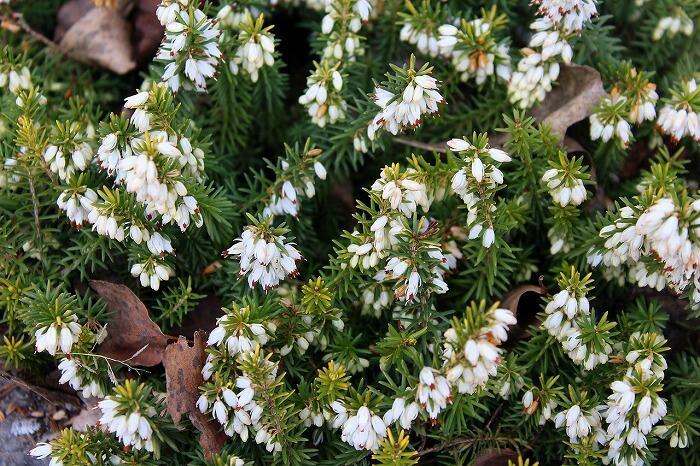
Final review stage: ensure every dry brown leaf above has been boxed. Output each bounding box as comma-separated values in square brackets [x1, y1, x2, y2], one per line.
[90, 280, 167, 366]
[501, 283, 548, 314]
[530, 64, 607, 141]
[473, 448, 518, 466]
[58, 5, 136, 74]
[163, 332, 226, 459]
[501, 283, 548, 345]
[67, 398, 102, 431]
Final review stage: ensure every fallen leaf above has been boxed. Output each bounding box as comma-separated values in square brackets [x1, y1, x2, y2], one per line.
[501, 283, 548, 315]
[501, 283, 548, 346]
[90, 280, 167, 367]
[530, 64, 607, 141]
[67, 398, 102, 431]
[473, 449, 518, 466]
[131, 0, 164, 66]
[58, 4, 136, 74]
[163, 332, 226, 459]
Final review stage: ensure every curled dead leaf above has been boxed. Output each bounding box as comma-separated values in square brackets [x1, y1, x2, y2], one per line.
[530, 64, 607, 141]
[473, 448, 518, 466]
[57, 2, 136, 74]
[90, 279, 167, 367]
[163, 332, 227, 459]
[501, 282, 548, 345]
[501, 283, 548, 315]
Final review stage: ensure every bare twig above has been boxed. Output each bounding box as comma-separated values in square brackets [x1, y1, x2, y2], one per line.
[26, 170, 46, 270]
[6, 12, 62, 51]
[393, 136, 448, 153]
[417, 434, 523, 456]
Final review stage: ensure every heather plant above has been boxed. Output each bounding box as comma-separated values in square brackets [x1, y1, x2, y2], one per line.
[1, 0, 699, 465]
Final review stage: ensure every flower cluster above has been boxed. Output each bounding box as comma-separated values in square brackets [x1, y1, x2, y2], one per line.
[207, 303, 272, 355]
[531, 0, 598, 33]
[299, 62, 346, 127]
[375, 218, 448, 303]
[199, 348, 286, 453]
[299, 0, 371, 128]
[382, 396, 420, 430]
[438, 8, 511, 84]
[56, 186, 98, 230]
[657, 78, 699, 142]
[320, 0, 372, 61]
[332, 402, 387, 451]
[553, 402, 605, 445]
[589, 193, 700, 309]
[0, 65, 31, 94]
[43, 121, 94, 182]
[398, 0, 443, 57]
[543, 268, 613, 370]
[228, 13, 276, 83]
[131, 258, 173, 291]
[442, 301, 516, 395]
[35, 319, 81, 356]
[368, 55, 444, 140]
[98, 380, 159, 453]
[223, 215, 302, 290]
[508, 17, 573, 109]
[262, 145, 327, 218]
[652, 9, 694, 41]
[449, 134, 511, 248]
[590, 95, 633, 146]
[603, 334, 668, 466]
[541, 152, 588, 207]
[58, 356, 106, 399]
[156, 2, 221, 92]
[28, 290, 84, 356]
[97, 85, 205, 236]
[0, 157, 19, 189]
[198, 376, 261, 443]
[415, 367, 451, 422]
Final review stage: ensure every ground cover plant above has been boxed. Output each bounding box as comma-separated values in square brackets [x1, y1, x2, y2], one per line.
[1, 0, 700, 465]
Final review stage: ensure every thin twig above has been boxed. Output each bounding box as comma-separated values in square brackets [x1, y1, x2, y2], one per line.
[417, 434, 522, 456]
[26, 170, 46, 270]
[393, 136, 448, 153]
[7, 12, 62, 51]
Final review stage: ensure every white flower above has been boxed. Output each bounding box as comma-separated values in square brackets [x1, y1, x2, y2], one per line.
[99, 394, 156, 452]
[29, 442, 53, 460]
[439, 18, 511, 84]
[531, 0, 598, 33]
[508, 17, 575, 109]
[299, 64, 347, 127]
[229, 14, 276, 83]
[43, 140, 93, 182]
[652, 11, 694, 41]
[657, 79, 700, 142]
[57, 188, 97, 228]
[368, 70, 444, 139]
[336, 404, 387, 451]
[35, 320, 82, 355]
[0, 158, 20, 189]
[156, 7, 221, 92]
[223, 221, 302, 290]
[448, 137, 510, 249]
[443, 305, 515, 394]
[207, 305, 271, 354]
[130, 260, 173, 291]
[383, 397, 420, 429]
[400, 20, 441, 58]
[58, 358, 104, 399]
[416, 367, 451, 420]
[6, 66, 32, 94]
